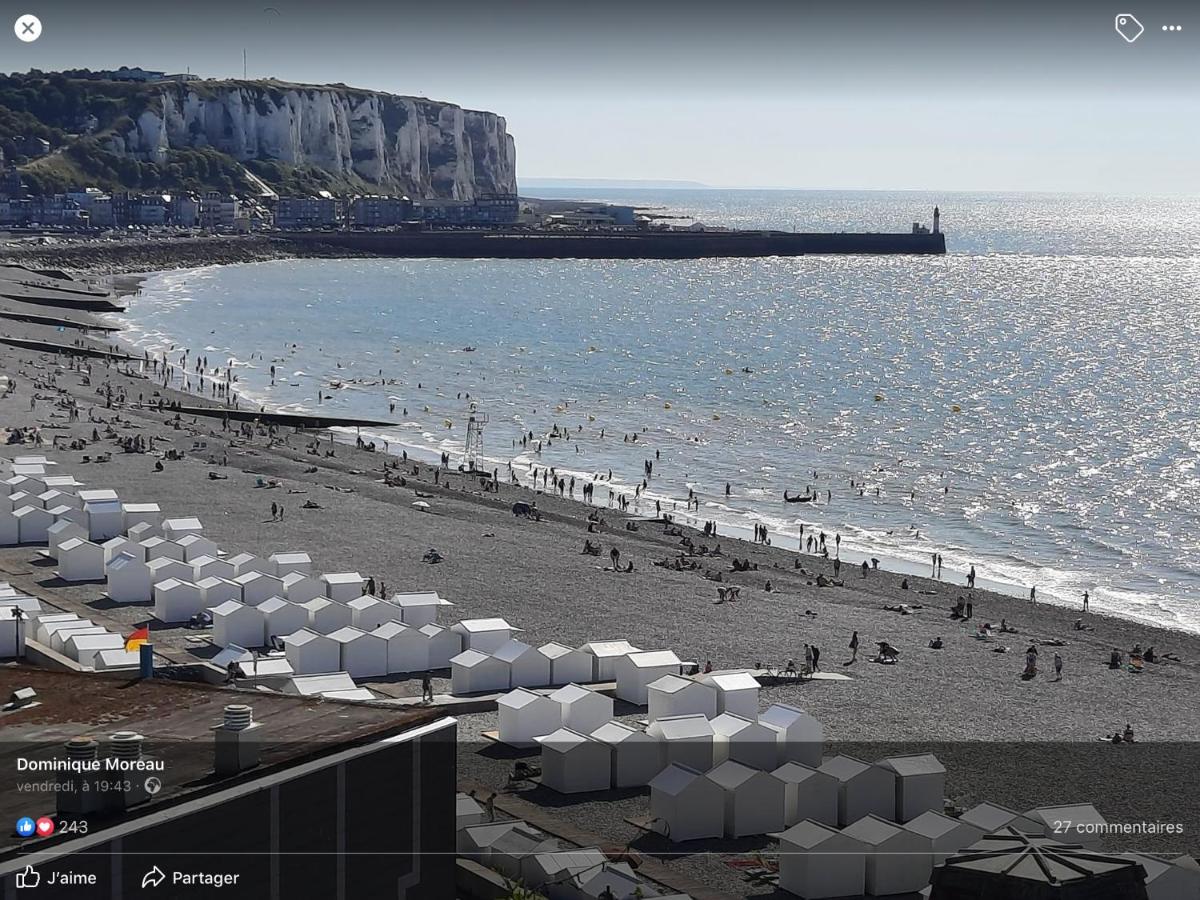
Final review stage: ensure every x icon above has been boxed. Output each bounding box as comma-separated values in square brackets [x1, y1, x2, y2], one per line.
[14, 14, 42, 42]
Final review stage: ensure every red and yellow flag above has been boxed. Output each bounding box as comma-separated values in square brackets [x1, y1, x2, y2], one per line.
[125, 626, 150, 652]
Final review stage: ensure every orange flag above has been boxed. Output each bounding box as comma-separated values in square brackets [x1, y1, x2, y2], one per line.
[125, 626, 150, 652]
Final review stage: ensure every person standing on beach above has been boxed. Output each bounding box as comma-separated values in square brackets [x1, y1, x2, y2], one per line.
[270, 501, 278, 522]
[1083, 590, 1089, 612]
[1054, 652, 1063, 681]
[421, 672, 434, 703]
[804, 643, 813, 676]
[811, 645, 821, 672]
[968, 565, 976, 588]
[1030, 586, 1037, 604]
[849, 631, 859, 662]
[610, 547, 620, 570]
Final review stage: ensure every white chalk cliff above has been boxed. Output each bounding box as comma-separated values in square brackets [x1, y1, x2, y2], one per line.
[105, 80, 517, 199]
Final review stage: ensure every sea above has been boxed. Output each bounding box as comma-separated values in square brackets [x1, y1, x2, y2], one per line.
[120, 190, 1200, 633]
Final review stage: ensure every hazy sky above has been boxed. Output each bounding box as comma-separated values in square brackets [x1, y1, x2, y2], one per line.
[7, 0, 1198, 192]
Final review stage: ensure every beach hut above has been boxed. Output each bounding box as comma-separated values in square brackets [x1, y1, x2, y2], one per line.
[227, 552, 270, 577]
[101, 535, 141, 563]
[83, 497, 124, 540]
[121, 502, 161, 532]
[259, 598, 308, 646]
[590, 721, 662, 788]
[878, 753, 946, 822]
[758, 703, 824, 767]
[902, 810, 987, 865]
[347, 595, 403, 631]
[50, 623, 107, 654]
[322, 571, 364, 603]
[284, 629, 341, 675]
[48, 504, 85, 528]
[773, 761, 840, 827]
[2, 488, 33, 513]
[775, 819, 867, 900]
[269, 551, 312, 577]
[190, 554, 236, 582]
[57, 537, 105, 582]
[141, 537, 184, 562]
[958, 802, 1044, 836]
[710, 712, 779, 771]
[538, 641, 593, 685]
[646, 714, 715, 773]
[0, 509, 18, 546]
[647, 674, 718, 722]
[536, 727, 612, 794]
[1024, 804, 1109, 849]
[94, 648, 141, 671]
[328, 626, 388, 679]
[648, 763, 725, 842]
[701, 671, 761, 719]
[0, 606, 26, 658]
[125, 522, 158, 543]
[549, 683, 613, 734]
[489, 825, 565, 884]
[579, 640, 641, 681]
[146, 557, 193, 584]
[281, 571, 325, 604]
[176, 533, 219, 562]
[161, 517, 204, 541]
[524, 847, 608, 893]
[63, 632, 125, 668]
[76, 488, 116, 504]
[197, 576, 241, 608]
[707, 759, 786, 838]
[211, 601, 265, 648]
[370, 621, 411, 673]
[566, 862, 646, 900]
[457, 820, 520, 862]
[420, 623, 462, 668]
[498, 687, 562, 745]
[14, 505, 53, 543]
[450, 617, 520, 654]
[391, 590, 453, 627]
[843, 813, 933, 895]
[235, 571, 285, 607]
[34, 613, 82, 644]
[449, 648, 508, 694]
[37, 490, 76, 511]
[106, 552, 153, 603]
[282, 671, 356, 696]
[818, 755, 897, 825]
[153, 578, 204, 624]
[47, 519, 87, 557]
[493, 638, 552, 688]
[1129, 853, 1200, 900]
[614, 650, 682, 705]
[455, 792, 486, 833]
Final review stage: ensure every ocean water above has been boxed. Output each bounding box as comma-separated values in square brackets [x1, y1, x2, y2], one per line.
[121, 191, 1200, 633]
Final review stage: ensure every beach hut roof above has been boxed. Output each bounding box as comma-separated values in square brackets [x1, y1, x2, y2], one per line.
[843, 814, 908, 847]
[322, 571, 363, 585]
[107, 552, 142, 571]
[649, 763, 706, 796]
[13, 455, 53, 466]
[1024, 803, 1106, 829]
[497, 687, 544, 711]
[347, 595, 381, 610]
[258, 597, 288, 614]
[390, 590, 452, 607]
[775, 819, 850, 850]
[710, 712, 758, 738]
[455, 617, 518, 632]
[235, 571, 277, 586]
[759, 702, 812, 727]
[302, 596, 334, 610]
[227, 552, 259, 566]
[210, 600, 247, 617]
[818, 754, 873, 782]
[772, 761, 826, 785]
[534, 727, 593, 751]
[461, 821, 519, 851]
[450, 648, 492, 668]
[590, 721, 646, 744]
[961, 802, 1040, 833]
[705, 759, 761, 791]
[190, 554, 224, 568]
[57, 537, 89, 553]
[491, 639, 534, 663]
[270, 551, 311, 565]
[285, 628, 328, 648]
[538, 641, 576, 660]
[548, 683, 593, 704]
[648, 714, 712, 741]
[905, 810, 970, 841]
[702, 671, 761, 691]
[418, 622, 448, 638]
[78, 489, 119, 502]
[162, 516, 203, 530]
[121, 502, 159, 513]
[211, 644, 253, 666]
[327, 625, 370, 644]
[879, 753, 946, 777]
[372, 621, 407, 639]
[580, 640, 639, 657]
[176, 533, 210, 547]
[154, 577, 190, 591]
[647, 673, 693, 695]
[627, 649, 681, 668]
[288, 672, 356, 694]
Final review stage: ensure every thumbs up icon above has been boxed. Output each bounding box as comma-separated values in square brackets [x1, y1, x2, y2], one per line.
[15, 865, 40, 888]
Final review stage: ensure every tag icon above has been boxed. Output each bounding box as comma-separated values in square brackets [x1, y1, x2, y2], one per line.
[1115, 14, 1144, 43]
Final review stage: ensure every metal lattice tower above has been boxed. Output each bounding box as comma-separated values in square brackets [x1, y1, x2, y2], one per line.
[464, 406, 489, 472]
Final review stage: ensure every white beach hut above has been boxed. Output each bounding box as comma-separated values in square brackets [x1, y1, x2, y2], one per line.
[153, 578, 204, 623]
[227, 552, 270, 577]
[391, 590, 453, 627]
[302, 597, 352, 633]
[614, 650, 682, 705]
[347, 595, 403, 631]
[579, 640, 641, 681]
[161, 517, 204, 541]
[46, 519, 87, 557]
[0, 509, 19, 545]
[758, 703, 824, 767]
[284, 629, 341, 675]
[258, 597, 308, 646]
[567, 862, 646, 900]
[707, 759, 786, 838]
[50, 623, 106, 654]
[818, 755, 897, 826]
[14, 505, 53, 543]
[283, 671, 356, 696]
[646, 714, 715, 773]
[538, 642, 593, 685]
[455, 792, 486, 833]
[2, 489, 33, 514]
[197, 576, 241, 608]
[328, 625, 387, 679]
[773, 762, 840, 827]
[549, 683, 613, 734]
[34, 613, 82, 644]
[1129, 854, 1200, 900]
[191, 554, 236, 582]
[775, 819, 867, 900]
[176, 533, 219, 562]
[125, 522, 158, 543]
[524, 847, 608, 893]
[94, 648, 141, 671]
[902, 809, 986, 864]
[269, 551, 312, 576]
[647, 674, 718, 722]
[84, 497, 124, 540]
[121, 502, 161, 532]
[235, 571, 285, 606]
[106, 552, 153, 603]
[211, 600, 265, 648]
[648, 763, 726, 842]
[281, 571, 324, 604]
[498, 687, 563, 745]
[63, 632, 125, 668]
[590, 721, 662, 788]
[459, 821, 552, 870]
[421, 623, 462, 668]
[370, 621, 412, 673]
[878, 753, 946, 823]
[536, 727, 612, 794]
[842, 813, 933, 896]
[141, 536, 184, 562]
[57, 537, 105, 582]
[450, 617, 520, 653]
[701, 671, 761, 719]
[710, 712, 779, 771]
[101, 535, 141, 563]
[146, 556, 194, 585]
[1024, 804, 1109, 849]
[959, 802, 1044, 836]
[493, 638, 551, 688]
[449, 648, 508, 694]
[487, 825, 563, 884]
[37, 490, 76, 511]
[48, 504, 85, 528]
[322, 571, 364, 603]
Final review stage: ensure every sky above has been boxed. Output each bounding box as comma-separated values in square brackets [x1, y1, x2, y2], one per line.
[5, 0, 1198, 192]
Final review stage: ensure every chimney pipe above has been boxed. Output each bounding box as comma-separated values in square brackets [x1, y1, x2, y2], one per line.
[214, 704, 261, 775]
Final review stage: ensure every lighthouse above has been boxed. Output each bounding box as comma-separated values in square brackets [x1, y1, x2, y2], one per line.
[933, 206, 941, 234]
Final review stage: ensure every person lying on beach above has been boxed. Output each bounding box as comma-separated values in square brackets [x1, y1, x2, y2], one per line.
[301, 499, 322, 509]
[582, 540, 601, 556]
[928, 637, 944, 649]
[884, 603, 914, 614]
[816, 574, 844, 588]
